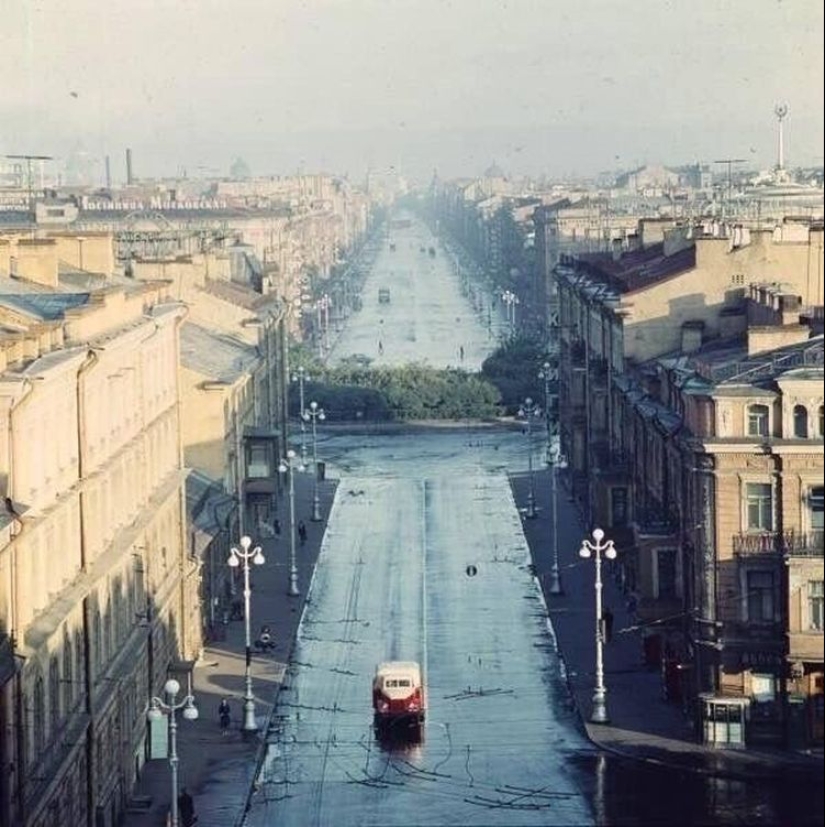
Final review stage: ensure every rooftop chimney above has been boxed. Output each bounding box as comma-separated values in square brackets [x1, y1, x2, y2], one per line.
[126, 148, 134, 185]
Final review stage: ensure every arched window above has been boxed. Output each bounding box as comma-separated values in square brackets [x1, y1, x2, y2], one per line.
[819, 405, 825, 437]
[793, 405, 809, 438]
[747, 404, 770, 437]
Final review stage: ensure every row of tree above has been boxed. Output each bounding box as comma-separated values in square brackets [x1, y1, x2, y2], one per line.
[290, 335, 550, 422]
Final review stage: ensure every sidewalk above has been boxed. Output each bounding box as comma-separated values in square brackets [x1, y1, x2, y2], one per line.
[510, 469, 824, 782]
[122, 473, 337, 827]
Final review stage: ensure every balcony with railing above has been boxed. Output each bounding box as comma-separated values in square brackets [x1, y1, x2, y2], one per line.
[732, 530, 824, 557]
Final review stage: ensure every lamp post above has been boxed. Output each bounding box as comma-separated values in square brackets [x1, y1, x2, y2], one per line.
[546, 446, 567, 595]
[228, 535, 265, 733]
[539, 361, 564, 595]
[147, 678, 198, 827]
[278, 450, 305, 596]
[578, 528, 617, 723]
[291, 367, 309, 462]
[539, 362, 552, 437]
[317, 294, 332, 354]
[518, 397, 540, 519]
[501, 290, 519, 336]
[303, 401, 326, 522]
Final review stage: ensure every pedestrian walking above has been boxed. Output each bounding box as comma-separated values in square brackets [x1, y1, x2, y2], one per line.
[273, 517, 281, 536]
[298, 520, 307, 546]
[219, 698, 231, 734]
[178, 787, 197, 826]
[602, 606, 614, 643]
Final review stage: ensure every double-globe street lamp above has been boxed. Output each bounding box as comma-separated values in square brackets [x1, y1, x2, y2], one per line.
[228, 535, 265, 733]
[303, 400, 326, 522]
[518, 397, 540, 519]
[147, 678, 198, 827]
[579, 528, 617, 723]
[291, 366, 309, 462]
[279, 449, 305, 596]
[501, 289, 519, 337]
[539, 361, 565, 596]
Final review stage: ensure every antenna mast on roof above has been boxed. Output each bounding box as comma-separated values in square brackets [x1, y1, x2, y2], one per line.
[3, 153, 53, 215]
[713, 158, 745, 210]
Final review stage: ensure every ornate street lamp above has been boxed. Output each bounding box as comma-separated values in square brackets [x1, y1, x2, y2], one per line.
[147, 678, 198, 827]
[501, 289, 519, 336]
[579, 528, 617, 723]
[227, 536, 265, 733]
[539, 360, 564, 595]
[278, 450, 305, 596]
[302, 401, 326, 522]
[518, 397, 540, 519]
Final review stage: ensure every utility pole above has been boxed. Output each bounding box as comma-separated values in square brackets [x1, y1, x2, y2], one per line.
[713, 158, 745, 207]
[3, 154, 53, 214]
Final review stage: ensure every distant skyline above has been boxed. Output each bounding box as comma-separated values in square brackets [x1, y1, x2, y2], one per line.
[2, 0, 823, 184]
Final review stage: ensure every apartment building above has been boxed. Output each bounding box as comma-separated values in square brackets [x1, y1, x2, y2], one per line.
[0, 272, 190, 826]
[556, 221, 824, 748]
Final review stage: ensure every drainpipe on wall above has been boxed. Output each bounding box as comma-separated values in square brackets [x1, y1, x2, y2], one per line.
[170, 310, 196, 661]
[234, 388, 245, 539]
[76, 348, 99, 827]
[6, 378, 34, 825]
[774, 454, 790, 748]
[694, 453, 718, 698]
[7, 378, 34, 638]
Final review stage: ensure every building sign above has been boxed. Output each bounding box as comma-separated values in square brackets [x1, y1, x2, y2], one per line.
[81, 197, 230, 212]
[739, 650, 784, 670]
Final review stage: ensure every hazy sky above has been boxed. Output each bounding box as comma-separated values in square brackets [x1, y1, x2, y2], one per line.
[2, 0, 823, 183]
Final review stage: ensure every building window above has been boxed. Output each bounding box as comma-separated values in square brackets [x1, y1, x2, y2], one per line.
[610, 487, 628, 527]
[656, 548, 678, 600]
[63, 640, 73, 713]
[33, 674, 46, 756]
[810, 487, 824, 533]
[747, 570, 775, 623]
[793, 405, 809, 438]
[809, 581, 824, 631]
[745, 483, 773, 531]
[246, 443, 269, 478]
[819, 405, 824, 437]
[49, 657, 60, 735]
[747, 404, 770, 437]
[751, 673, 776, 702]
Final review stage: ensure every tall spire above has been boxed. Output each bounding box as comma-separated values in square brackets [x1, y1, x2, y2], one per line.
[774, 103, 788, 172]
